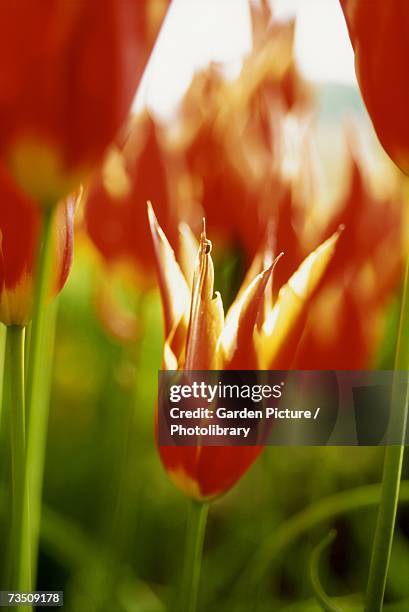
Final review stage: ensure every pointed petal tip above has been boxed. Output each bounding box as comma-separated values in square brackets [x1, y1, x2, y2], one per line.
[147, 199, 156, 225]
[273, 251, 285, 267]
[262, 251, 285, 279]
[199, 217, 212, 255]
[147, 200, 163, 241]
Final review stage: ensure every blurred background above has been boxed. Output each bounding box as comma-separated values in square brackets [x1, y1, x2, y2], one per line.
[1, 0, 409, 610]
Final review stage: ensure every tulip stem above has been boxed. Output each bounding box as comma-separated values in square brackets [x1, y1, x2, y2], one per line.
[5, 325, 31, 599]
[365, 252, 409, 611]
[180, 501, 209, 612]
[0, 323, 7, 432]
[22, 206, 55, 590]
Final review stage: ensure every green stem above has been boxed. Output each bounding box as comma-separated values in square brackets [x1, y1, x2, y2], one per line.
[0, 323, 7, 431]
[180, 501, 209, 612]
[22, 206, 55, 588]
[309, 530, 342, 612]
[365, 253, 409, 612]
[5, 326, 31, 597]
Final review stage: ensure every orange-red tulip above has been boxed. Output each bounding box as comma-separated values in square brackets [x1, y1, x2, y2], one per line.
[85, 114, 179, 285]
[294, 142, 404, 369]
[148, 203, 339, 500]
[0, 163, 75, 326]
[0, 0, 169, 205]
[170, 4, 310, 263]
[340, 0, 409, 174]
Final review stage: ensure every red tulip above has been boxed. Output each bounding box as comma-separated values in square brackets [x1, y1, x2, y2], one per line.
[294, 140, 404, 369]
[85, 114, 178, 285]
[0, 163, 75, 326]
[340, 0, 409, 174]
[0, 0, 169, 205]
[170, 4, 310, 263]
[148, 203, 339, 500]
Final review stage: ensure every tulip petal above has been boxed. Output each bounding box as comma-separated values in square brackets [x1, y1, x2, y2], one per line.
[340, 0, 409, 175]
[0, 163, 76, 325]
[260, 229, 341, 368]
[147, 201, 190, 341]
[54, 193, 77, 293]
[159, 441, 263, 501]
[196, 446, 263, 499]
[178, 222, 199, 290]
[222, 253, 283, 369]
[184, 221, 224, 370]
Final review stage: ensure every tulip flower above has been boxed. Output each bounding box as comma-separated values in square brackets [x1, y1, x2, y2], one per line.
[340, 0, 409, 174]
[294, 141, 404, 369]
[0, 0, 169, 205]
[85, 113, 179, 285]
[0, 162, 76, 599]
[170, 4, 310, 263]
[337, 6, 409, 609]
[83, 113, 181, 342]
[0, 1, 171, 600]
[148, 203, 339, 500]
[0, 163, 75, 327]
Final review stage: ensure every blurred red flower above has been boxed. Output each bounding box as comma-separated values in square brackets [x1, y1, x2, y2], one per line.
[0, 163, 76, 326]
[85, 113, 179, 286]
[340, 0, 409, 174]
[0, 0, 169, 204]
[164, 4, 309, 261]
[83, 2, 309, 290]
[293, 140, 404, 369]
